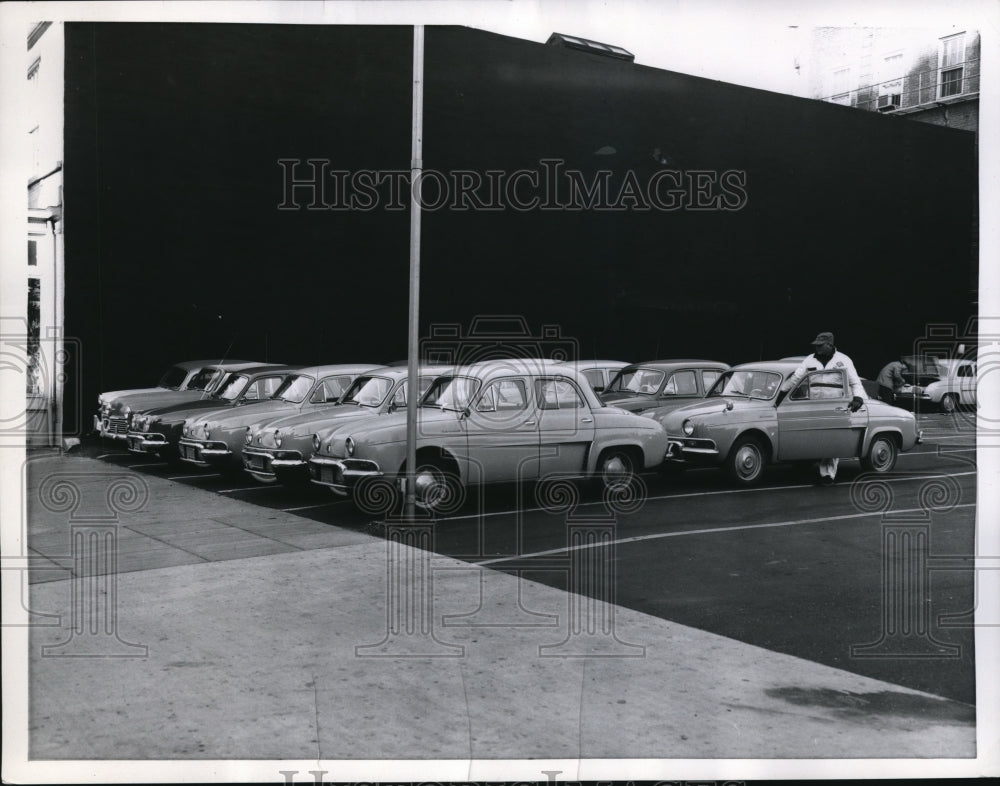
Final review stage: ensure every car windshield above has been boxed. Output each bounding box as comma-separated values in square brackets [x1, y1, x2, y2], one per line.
[607, 368, 665, 395]
[273, 374, 315, 404]
[215, 374, 250, 401]
[422, 375, 481, 411]
[187, 368, 219, 391]
[341, 376, 394, 408]
[708, 369, 783, 400]
[158, 366, 188, 390]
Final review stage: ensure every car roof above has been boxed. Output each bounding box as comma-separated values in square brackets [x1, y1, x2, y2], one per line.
[619, 359, 729, 371]
[223, 364, 303, 377]
[730, 361, 801, 373]
[290, 363, 384, 378]
[358, 365, 456, 380]
[459, 358, 567, 376]
[556, 359, 629, 368]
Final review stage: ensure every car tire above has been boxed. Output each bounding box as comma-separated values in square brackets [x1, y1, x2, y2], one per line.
[861, 434, 898, 473]
[940, 393, 958, 414]
[726, 436, 767, 486]
[411, 459, 462, 515]
[597, 448, 638, 493]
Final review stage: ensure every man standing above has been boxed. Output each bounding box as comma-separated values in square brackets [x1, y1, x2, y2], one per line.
[777, 331, 866, 485]
[876, 358, 908, 404]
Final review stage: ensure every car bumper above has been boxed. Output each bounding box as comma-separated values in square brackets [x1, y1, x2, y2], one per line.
[242, 446, 307, 478]
[95, 414, 130, 440]
[126, 432, 169, 454]
[665, 436, 719, 462]
[178, 439, 233, 466]
[308, 456, 383, 494]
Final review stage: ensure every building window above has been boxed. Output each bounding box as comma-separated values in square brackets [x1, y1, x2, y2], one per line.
[28, 239, 37, 266]
[830, 67, 852, 105]
[27, 278, 42, 395]
[939, 33, 966, 98]
[878, 53, 903, 109]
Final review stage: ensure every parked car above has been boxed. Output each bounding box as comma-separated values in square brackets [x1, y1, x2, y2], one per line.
[556, 359, 629, 393]
[125, 365, 302, 458]
[600, 360, 729, 413]
[647, 360, 921, 485]
[898, 358, 977, 413]
[95, 360, 267, 440]
[243, 365, 453, 483]
[173, 364, 383, 471]
[307, 358, 669, 512]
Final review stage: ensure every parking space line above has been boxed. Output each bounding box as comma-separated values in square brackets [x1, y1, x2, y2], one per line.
[281, 501, 350, 512]
[477, 502, 978, 566]
[126, 462, 168, 469]
[96, 453, 128, 459]
[167, 473, 223, 480]
[439, 470, 977, 523]
[216, 486, 277, 494]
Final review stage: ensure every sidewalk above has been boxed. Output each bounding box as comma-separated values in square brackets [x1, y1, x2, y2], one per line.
[21, 453, 976, 763]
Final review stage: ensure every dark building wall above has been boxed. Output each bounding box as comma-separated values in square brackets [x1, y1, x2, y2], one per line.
[64, 23, 976, 427]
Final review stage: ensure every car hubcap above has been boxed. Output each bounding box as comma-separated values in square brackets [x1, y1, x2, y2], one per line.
[602, 455, 631, 489]
[735, 445, 761, 480]
[414, 468, 449, 510]
[872, 441, 892, 470]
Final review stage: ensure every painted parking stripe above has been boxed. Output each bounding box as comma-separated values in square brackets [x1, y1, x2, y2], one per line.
[167, 473, 223, 480]
[281, 501, 350, 512]
[216, 486, 278, 494]
[477, 502, 978, 566]
[126, 462, 168, 469]
[439, 470, 977, 523]
[97, 453, 128, 459]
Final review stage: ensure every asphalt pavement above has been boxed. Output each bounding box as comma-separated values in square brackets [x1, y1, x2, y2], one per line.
[17, 411, 979, 767]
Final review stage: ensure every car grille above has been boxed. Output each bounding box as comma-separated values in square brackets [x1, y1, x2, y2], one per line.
[107, 417, 129, 435]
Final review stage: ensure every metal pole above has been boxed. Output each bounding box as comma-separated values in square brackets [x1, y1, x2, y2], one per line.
[405, 25, 424, 520]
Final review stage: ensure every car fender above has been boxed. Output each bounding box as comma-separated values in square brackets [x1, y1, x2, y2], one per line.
[862, 425, 908, 454]
[724, 426, 777, 462]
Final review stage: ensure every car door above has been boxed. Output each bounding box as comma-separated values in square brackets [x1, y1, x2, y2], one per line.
[957, 362, 976, 405]
[535, 376, 596, 478]
[465, 377, 539, 484]
[776, 370, 866, 460]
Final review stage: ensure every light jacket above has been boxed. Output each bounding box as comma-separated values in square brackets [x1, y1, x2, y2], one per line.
[782, 350, 866, 398]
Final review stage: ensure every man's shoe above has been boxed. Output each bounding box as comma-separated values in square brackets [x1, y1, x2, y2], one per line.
[820, 475, 835, 486]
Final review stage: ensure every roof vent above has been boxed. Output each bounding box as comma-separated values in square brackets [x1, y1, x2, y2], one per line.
[546, 33, 635, 62]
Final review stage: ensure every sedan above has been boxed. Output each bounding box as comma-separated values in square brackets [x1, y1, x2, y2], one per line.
[646, 361, 921, 485]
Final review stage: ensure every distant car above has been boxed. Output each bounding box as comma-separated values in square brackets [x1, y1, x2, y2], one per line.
[600, 360, 729, 414]
[898, 358, 977, 413]
[556, 359, 629, 393]
[647, 360, 921, 485]
[94, 360, 269, 440]
[125, 365, 303, 458]
[172, 364, 383, 471]
[308, 358, 669, 512]
[243, 365, 453, 483]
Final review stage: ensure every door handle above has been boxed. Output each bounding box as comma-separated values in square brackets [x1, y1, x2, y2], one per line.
[581, 417, 593, 423]
[522, 421, 536, 427]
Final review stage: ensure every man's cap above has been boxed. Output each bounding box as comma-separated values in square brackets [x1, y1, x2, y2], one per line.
[811, 331, 835, 345]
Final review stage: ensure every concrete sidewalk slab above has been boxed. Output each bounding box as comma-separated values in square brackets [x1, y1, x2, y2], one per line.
[28, 543, 974, 760]
[19, 451, 976, 761]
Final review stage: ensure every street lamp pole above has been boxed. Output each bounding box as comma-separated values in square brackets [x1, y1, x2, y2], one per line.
[405, 25, 424, 521]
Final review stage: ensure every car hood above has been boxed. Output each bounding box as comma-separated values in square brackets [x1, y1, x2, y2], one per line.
[143, 398, 238, 425]
[321, 406, 463, 448]
[108, 389, 211, 413]
[599, 391, 648, 407]
[252, 404, 364, 436]
[592, 406, 665, 432]
[187, 399, 298, 430]
[100, 386, 170, 403]
[646, 397, 766, 429]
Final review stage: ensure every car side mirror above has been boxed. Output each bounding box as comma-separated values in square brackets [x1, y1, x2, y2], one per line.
[724, 400, 734, 412]
[460, 407, 471, 420]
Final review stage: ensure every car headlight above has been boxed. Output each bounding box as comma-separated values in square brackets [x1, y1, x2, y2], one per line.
[202, 423, 211, 440]
[682, 419, 694, 436]
[123, 406, 132, 418]
[312, 434, 321, 452]
[245, 427, 253, 444]
[274, 429, 282, 448]
[345, 436, 355, 456]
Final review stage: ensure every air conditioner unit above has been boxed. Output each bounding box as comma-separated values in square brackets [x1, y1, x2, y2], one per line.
[876, 94, 900, 112]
